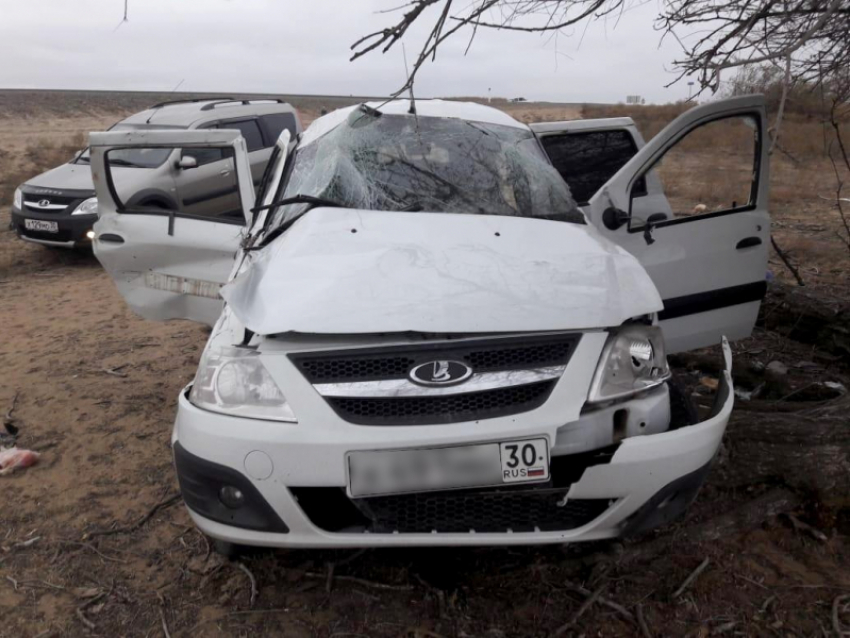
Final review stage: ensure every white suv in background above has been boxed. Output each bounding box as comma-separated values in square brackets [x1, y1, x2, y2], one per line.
[10, 97, 302, 248]
[88, 96, 769, 552]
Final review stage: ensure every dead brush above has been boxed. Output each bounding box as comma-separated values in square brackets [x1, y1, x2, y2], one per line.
[22, 132, 85, 173]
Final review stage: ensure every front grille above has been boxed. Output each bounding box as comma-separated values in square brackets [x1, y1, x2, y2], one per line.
[22, 194, 80, 213]
[291, 486, 609, 534]
[328, 379, 556, 425]
[361, 489, 609, 533]
[291, 334, 579, 384]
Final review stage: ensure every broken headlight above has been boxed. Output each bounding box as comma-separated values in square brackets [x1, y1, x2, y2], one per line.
[587, 325, 671, 404]
[189, 346, 296, 422]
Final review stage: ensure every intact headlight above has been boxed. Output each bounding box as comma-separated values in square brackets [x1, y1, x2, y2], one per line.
[189, 346, 296, 422]
[587, 324, 671, 404]
[13, 188, 23, 210]
[72, 197, 99, 216]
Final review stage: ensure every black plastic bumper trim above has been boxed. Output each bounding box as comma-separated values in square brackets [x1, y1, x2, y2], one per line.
[620, 457, 714, 537]
[172, 441, 288, 534]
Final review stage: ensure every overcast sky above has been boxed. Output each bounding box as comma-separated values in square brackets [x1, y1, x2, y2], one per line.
[0, 0, 698, 103]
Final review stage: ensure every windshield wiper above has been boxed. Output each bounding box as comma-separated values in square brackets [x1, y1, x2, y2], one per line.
[251, 194, 345, 214]
[248, 194, 346, 251]
[76, 155, 91, 164]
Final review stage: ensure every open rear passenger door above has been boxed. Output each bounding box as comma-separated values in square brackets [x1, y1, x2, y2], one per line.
[89, 129, 280, 326]
[539, 96, 770, 353]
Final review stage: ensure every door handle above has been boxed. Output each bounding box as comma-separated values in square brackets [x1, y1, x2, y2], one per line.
[736, 237, 762, 249]
[220, 170, 231, 177]
[98, 233, 125, 244]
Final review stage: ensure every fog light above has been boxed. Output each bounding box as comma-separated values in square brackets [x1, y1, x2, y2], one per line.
[219, 485, 245, 509]
[86, 230, 95, 240]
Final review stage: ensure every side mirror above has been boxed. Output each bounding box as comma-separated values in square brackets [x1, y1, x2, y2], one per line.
[177, 155, 198, 170]
[602, 206, 629, 230]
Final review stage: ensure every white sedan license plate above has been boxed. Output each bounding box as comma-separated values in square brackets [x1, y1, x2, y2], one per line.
[24, 219, 58, 233]
[348, 438, 549, 498]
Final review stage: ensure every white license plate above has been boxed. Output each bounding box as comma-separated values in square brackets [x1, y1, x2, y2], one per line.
[24, 219, 58, 233]
[348, 438, 550, 498]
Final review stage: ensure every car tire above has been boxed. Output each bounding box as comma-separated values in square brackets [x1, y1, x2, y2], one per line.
[668, 375, 699, 428]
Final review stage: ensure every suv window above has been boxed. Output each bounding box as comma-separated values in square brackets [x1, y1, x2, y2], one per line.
[261, 113, 298, 142]
[216, 119, 264, 152]
[183, 147, 224, 166]
[541, 129, 644, 205]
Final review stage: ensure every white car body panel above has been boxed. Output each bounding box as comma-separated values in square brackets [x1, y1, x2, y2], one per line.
[220, 208, 662, 335]
[584, 96, 770, 352]
[89, 129, 255, 326]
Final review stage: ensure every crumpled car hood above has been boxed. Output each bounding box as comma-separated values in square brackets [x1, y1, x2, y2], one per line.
[221, 209, 663, 335]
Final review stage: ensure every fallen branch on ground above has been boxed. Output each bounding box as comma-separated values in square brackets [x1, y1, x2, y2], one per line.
[159, 606, 172, 638]
[4, 390, 20, 429]
[673, 557, 710, 598]
[636, 604, 653, 638]
[75, 591, 106, 631]
[551, 583, 606, 637]
[555, 580, 636, 624]
[85, 493, 181, 539]
[304, 572, 413, 591]
[236, 562, 258, 608]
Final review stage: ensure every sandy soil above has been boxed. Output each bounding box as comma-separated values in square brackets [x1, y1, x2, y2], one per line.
[1, 91, 849, 637]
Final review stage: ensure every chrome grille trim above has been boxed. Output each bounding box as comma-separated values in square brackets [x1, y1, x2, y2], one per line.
[24, 201, 67, 211]
[314, 366, 566, 397]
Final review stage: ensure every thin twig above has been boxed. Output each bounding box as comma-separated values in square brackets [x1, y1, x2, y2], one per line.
[85, 493, 181, 539]
[75, 607, 96, 631]
[833, 595, 850, 637]
[55, 540, 127, 564]
[75, 591, 106, 631]
[4, 390, 20, 426]
[159, 606, 172, 638]
[770, 235, 805, 286]
[559, 580, 636, 623]
[550, 583, 605, 637]
[236, 562, 258, 608]
[673, 558, 711, 598]
[100, 366, 128, 378]
[636, 603, 654, 638]
[304, 572, 413, 591]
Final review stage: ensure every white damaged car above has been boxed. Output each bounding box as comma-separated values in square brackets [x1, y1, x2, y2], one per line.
[88, 96, 769, 551]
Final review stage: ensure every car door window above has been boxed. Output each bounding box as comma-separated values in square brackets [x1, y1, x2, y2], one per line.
[261, 113, 298, 142]
[105, 145, 243, 223]
[629, 114, 759, 225]
[541, 130, 645, 205]
[223, 119, 264, 152]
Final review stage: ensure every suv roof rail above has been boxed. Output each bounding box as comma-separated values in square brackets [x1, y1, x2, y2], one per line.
[148, 96, 235, 109]
[200, 98, 290, 111]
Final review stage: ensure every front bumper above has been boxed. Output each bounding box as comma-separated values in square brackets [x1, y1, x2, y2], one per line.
[10, 207, 96, 248]
[172, 340, 734, 548]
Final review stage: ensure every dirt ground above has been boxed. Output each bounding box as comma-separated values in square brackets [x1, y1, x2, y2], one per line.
[1, 91, 850, 638]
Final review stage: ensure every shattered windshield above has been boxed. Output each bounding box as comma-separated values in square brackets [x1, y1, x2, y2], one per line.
[265, 110, 584, 231]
